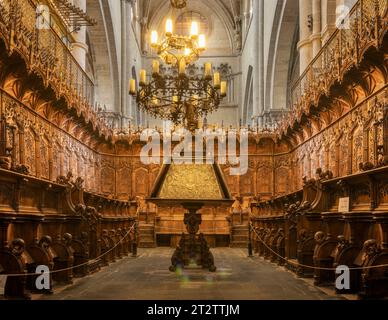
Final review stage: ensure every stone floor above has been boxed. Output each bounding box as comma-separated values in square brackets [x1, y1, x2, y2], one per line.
[38, 248, 344, 300]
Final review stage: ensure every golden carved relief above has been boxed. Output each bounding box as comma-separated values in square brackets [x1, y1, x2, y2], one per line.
[158, 164, 223, 200]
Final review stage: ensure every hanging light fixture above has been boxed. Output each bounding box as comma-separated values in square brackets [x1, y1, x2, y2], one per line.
[149, 0, 206, 66]
[129, 63, 227, 129]
[129, 0, 227, 130]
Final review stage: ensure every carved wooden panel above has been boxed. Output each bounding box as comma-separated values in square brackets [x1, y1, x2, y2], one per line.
[70, 152, 78, 177]
[275, 167, 289, 196]
[339, 137, 349, 176]
[100, 157, 116, 195]
[353, 127, 363, 173]
[117, 166, 131, 197]
[377, 182, 388, 210]
[40, 136, 50, 179]
[63, 148, 71, 176]
[133, 167, 149, 197]
[87, 160, 95, 191]
[24, 128, 36, 175]
[52, 142, 61, 180]
[257, 166, 272, 195]
[149, 167, 160, 192]
[101, 166, 115, 195]
[0, 184, 12, 208]
[240, 168, 255, 196]
[223, 167, 238, 196]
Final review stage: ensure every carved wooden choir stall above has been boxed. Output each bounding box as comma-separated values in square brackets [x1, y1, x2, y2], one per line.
[0, 0, 388, 300]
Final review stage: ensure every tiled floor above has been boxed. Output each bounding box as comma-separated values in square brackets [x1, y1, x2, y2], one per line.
[39, 248, 343, 300]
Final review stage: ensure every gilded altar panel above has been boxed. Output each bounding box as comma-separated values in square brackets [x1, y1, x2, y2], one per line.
[158, 164, 223, 200]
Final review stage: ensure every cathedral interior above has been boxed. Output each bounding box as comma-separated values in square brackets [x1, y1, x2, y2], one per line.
[0, 0, 388, 303]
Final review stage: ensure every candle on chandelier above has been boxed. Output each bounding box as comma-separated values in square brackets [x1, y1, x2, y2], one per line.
[204, 63, 212, 79]
[152, 60, 160, 76]
[214, 72, 220, 89]
[220, 81, 227, 97]
[179, 58, 186, 76]
[129, 79, 136, 95]
[166, 19, 173, 36]
[184, 48, 191, 56]
[190, 21, 199, 38]
[198, 34, 206, 49]
[151, 30, 158, 47]
[140, 69, 147, 86]
[173, 96, 179, 104]
[152, 97, 159, 105]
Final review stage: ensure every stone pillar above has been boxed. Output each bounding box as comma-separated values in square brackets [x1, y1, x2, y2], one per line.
[121, 0, 128, 116]
[321, 0, 337, 45]
[298, 0, 313, 74]
[72, 0, 88, 70]
[127, 1, 138, 121]
[252, 0, 264, 124]
[311, 0, 322, 57]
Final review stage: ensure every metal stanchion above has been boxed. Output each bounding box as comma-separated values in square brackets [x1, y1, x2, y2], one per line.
[131, 222, 138, 257]
[248, 222, 253, 257]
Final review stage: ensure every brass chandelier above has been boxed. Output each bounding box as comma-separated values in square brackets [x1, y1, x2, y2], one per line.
[129, 0, 227, 129]
[130, 64, 227, 128]
[150, 0, 205, 65]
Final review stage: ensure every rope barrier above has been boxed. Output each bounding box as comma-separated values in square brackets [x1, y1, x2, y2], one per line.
[3, 222, 387, 277]
[0, 224, 136, 277]
[249, 223, 388, 271]
[0, 224, 228, 277]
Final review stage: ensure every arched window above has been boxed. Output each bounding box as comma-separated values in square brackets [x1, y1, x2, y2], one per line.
[176, 11, 210, 36]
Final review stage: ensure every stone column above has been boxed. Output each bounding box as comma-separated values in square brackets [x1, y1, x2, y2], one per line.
[321, 0, 337, 45]
[311, 0, 322, 57]
[72, 0, 88, 70]
[298, 0, 313, 74]
[121, 0, 128, 116]
[252, 0, 264, 125]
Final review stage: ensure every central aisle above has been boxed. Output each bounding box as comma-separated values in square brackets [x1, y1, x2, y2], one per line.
[40, 248, 342, 300]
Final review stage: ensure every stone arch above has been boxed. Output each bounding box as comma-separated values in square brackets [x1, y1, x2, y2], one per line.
[266, 0, 299, 111]
[86, 0, 120, 112]
[148, 0, 235, 53]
